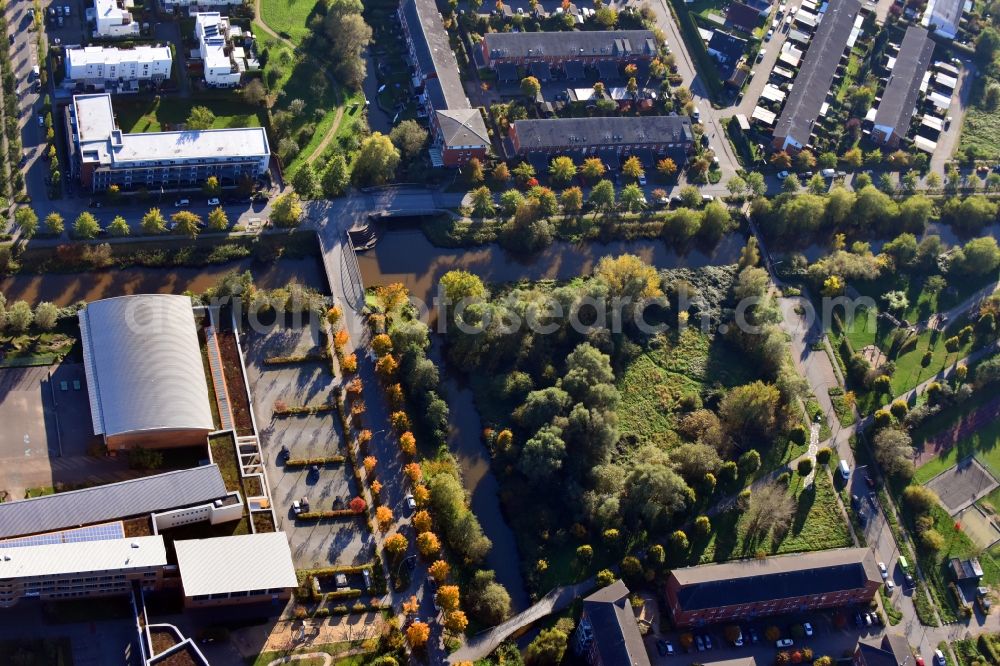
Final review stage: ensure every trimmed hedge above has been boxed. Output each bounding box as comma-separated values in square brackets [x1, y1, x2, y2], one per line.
[666, 0, 722, 98]
[263, 351, 330, 365]
[323, 588, 362, 601]
[284, 456, 345, 466]
[273, 403, 338, 417]
[296, 509, 362, 520]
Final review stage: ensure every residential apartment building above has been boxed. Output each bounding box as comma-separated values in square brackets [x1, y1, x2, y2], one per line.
[0, 536, 166, 608]
[772, 0, 862, 151]
[574, 580, 651, 666]
[67, 93, 269, 191]
[398, 0, 489, 166]
[509, 116, 694, 160]
[65, 45, 172, 92]
[92, 0, 139, 38]
[871, 26, 935, 147]
[922, 0, 964, 39]
[664, 548, 882, 627]
[479, 30, 657, 69]
[195, 12, 256, 88]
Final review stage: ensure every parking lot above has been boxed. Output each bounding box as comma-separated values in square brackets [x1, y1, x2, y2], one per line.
[0, 361, 130, 498]
[244, 321, 375, 569]
[642, 609, 890, 666]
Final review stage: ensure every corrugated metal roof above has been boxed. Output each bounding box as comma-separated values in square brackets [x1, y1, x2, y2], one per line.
[175, 532, 297, 597]
[0, 535, 166, 579]
[79, 294, 214, 439]
[0, 465, 228, 539]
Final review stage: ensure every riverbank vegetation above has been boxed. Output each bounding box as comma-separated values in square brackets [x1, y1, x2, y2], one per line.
[442, 181, 737, 255]
[439, 246, 848, 597]
[1, 229, 320, 275]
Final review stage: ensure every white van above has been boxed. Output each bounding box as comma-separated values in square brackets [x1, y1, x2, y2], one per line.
[839, 459, 851, 480]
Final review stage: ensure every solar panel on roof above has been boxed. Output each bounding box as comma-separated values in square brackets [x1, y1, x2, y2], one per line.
[0, 521, 126, 548]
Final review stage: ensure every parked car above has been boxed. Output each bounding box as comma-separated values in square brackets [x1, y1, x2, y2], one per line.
[405, 493, 417, 511]
[821, 168, 837, 178]
[765, 28, 774, 40]
[934, 650, 946, 666]
[776, 639, 794, 648]
[638, 174, 646, 186]
[657, 640, 674, 656]
[207, 197, 220, 206]
[695, 636, 705, 652]
[803, 622, 813, 637]
[885, 579, 895, 591]
[174, 198, 190, 207]
[916, 658, 926, 666]
[905, 573, 915, 587]
[292, 497, 309, 515]
[362, 568, 372, 591]
[37, 114, 44, 127]
[878, 561, 888, 579]
[703, 635, 713, 650]
[757, 48, 767, 62]
[777, 170, 789, 180]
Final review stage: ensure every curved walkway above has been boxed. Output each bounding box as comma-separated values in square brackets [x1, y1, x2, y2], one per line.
[252, 0, 349, 169]
[267, 652, 331, 666]
[447, 577, 595, 664]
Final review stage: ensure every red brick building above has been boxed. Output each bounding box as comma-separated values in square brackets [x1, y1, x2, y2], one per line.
[664, 548, 882, 628]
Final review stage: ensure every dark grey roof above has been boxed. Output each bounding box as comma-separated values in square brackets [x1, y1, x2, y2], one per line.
[744, 0, 771, 12]
[401, 0, 469, 110]
[483, 30, 656, 61]
[773, 0, 862, 146]
[529, 61, 552, 81]
[513, 115, 694, 150]
[564, 60, 586, 79]
[583, 580, 652, 666]
[873, 26, 935, 139]
[671, 548, 881, 611]
[857, 635, 912, 666]
[435, 108, 490, 148]
[727, 2, 762, 31]
[597, 60, 621, 81]
[496, 62, 519, 81]
[708, 31, 748, 79]
[0, 465, 229, 539]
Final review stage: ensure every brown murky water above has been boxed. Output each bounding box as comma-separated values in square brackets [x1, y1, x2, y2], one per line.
[0, 256, 328, 306]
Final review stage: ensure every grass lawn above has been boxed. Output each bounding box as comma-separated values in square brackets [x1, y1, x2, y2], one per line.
[209, 432, 241, 492]
[114, 97, 264, 133]
[913, 414, 1000, 484]
[693, 470, 851, 563]
[616, 328, 753, 445]
[258, 0, 324, 44]
[960, 105, 1000, 157]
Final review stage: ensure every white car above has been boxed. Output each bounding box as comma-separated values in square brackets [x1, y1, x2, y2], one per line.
[878, 561, 888, 579]
[777, 170, 789, 180]
[405, 494, 417, 511]
[886, 579, 896, 591]
[803, 622, 813, 637]
[757, 48, 767, 62]
[207, 197, 220, 206]
[638, 174, 647, 185]
[776, 639, 794, 648]
[765, 28, 774, 40]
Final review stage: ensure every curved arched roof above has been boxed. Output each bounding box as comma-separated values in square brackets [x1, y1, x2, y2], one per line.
[80, 294, 215, 438]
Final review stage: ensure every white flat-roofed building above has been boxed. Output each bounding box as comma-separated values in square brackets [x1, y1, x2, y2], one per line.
[68, 93, 269, 191]
[0, 536, 166, 607]
[175, 532, 297, 607]
[195, 12, 243, 87]
[65, 45, 172, 92]
[92, 0, 139, 37]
